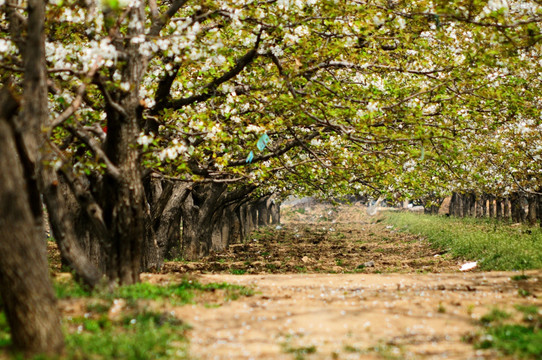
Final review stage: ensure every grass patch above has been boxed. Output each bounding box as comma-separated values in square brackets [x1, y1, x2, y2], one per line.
[384, 212, 542, 270]
[282, 344, 317, 360]
[65, 309, 190, 360]
[54, 278, 253, 304]
[229, 268, 246, 275]
[2, 277, 254, 359]
[0, 313, 10, 348]
[472, 305, 542, 359]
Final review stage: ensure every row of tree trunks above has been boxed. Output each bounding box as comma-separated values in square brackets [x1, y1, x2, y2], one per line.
[449, 191, 541, 226]
[211, 195, 281, 255]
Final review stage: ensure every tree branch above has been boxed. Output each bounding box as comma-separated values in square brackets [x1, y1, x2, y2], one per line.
[166, 32, 263, 109]
[66, 126, 122, 181]
[148, 0, 190, 36]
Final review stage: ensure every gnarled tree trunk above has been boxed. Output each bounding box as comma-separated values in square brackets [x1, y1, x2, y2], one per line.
[143, 178, 191, 268]
[0, 88, 64, 356]
[181, 183, 227, 260]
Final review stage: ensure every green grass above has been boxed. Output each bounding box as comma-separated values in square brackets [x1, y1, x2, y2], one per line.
[64, 309, 190, 360]
[385, 212, 542, 270]
[473, 305, 542, 359]
[0, 312, 9, 348]
[282, 344, 317, 360]
[54, 278, 254, 304]
[2, 278, 254, 359]
[479, 308, 511, 326]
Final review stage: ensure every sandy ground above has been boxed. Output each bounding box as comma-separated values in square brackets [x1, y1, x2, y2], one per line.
[172, 271, 541, 360]
[45, 203, 542, 359]
[163, 205, 542, 359]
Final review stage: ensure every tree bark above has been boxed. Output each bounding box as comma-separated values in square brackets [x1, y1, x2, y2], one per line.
[449, 193, 457, 216]
[503, 198, 510, 221]
[270, 200, 281, 224]
[257, 196, 271, 226]
[476, 196, 484, 218]
[489, 195, 496, 218]
[527, 194, 537, 226]
[41, 174, 104, 286]
[0, 88, 64, 356]
[143, 178, 191, 267]
[457, 194, 466, 217]
[495, 198, 503, 220]
[468, 193, 476, 217]
[181, 183, 227, 260]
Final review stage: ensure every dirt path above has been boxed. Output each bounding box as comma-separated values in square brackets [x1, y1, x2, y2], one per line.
[161, 205, 542, 359]
[174, 271, 541, 360]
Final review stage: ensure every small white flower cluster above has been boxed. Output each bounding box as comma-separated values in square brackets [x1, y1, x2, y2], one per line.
[0, 39, 17, 60]
[366, 101, 380, 113]
[373, 12, 385, 27]
[403, 159, 416, 173]
[276, 0, 309, 10]
[284, 25, 310, 45]
[136, 133, 154, 146]
[246, 124, 265, 133]
[482, 0, 510, 17]
[58, 8, 86, 23]
[270, 45, 284, 57]
[158, 139, 188, 161]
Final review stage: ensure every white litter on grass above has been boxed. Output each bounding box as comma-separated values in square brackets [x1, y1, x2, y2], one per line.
[460, 261, 478, 271]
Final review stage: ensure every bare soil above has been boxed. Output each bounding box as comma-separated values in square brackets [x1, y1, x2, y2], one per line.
[163, 204, 458, 275]
[164, 204, 542, 359]
[48, 204, 542, 359]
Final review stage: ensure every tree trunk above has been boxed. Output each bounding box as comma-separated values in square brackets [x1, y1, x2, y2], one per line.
[510, 193, 523, 223]
[143, 179, 191, 267]
[503, 198, 510, 221]
[270, 200, 280, 224]
[0, 88, 64, 356]
[527, 194, 537, 226]
[41, 174, 104, 286]
[450, 193, 458, 216]
[457, 194, 465, 217]
[476, 196, 484, 218]
[181, 183, 226, 260]
[468, 193, 476, 217]
[211, 206, 235, 253]
[519, 194, 527, 223]
[227, 204, 243, 244]
[495, 198, 502, 220]
[257, 196, 271, 226]
[489, 195, 496, 218]
[482, 194, 488, 217]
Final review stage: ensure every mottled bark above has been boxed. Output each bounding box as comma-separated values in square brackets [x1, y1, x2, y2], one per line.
[458, 193, 465, 217]
[468, 193, 476, 217]
[270, 200, 280, 224]
[495, 198, 503, 220]
[144, 179, 191, 267]
[476, 196, 484, 218]
[527, 195, 537, 226]
[489, 195, 496, 218]
[181, 183, 226, 260]
[41, 174, 104, 286]
[257, 196, 271, 226]
[503, 198, 510, 221]
[0, 88, 64, 355]
[449, 193, 458, 216]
